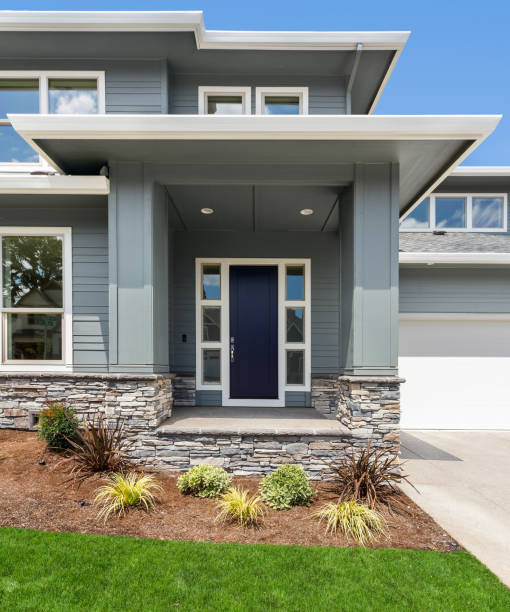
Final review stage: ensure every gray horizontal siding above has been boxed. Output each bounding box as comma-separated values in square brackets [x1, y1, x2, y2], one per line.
[400, 266, 510, 313]
[285, 391, 311, 407]
[195, 390, 222, 407]
[170, 230, 340, 376]
[0, 195, 109, 370]
[171, 74, 346, 115]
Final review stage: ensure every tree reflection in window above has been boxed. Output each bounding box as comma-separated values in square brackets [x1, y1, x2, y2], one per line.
[2, 236, 63, 308]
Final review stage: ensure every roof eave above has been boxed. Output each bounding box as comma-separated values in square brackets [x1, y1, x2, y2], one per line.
[399, 252, 510, 265]
[451, 166, 510, 177]
[0, 11, 409, 51]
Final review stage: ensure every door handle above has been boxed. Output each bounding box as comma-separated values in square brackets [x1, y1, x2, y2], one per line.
[230, 337, 235, 363]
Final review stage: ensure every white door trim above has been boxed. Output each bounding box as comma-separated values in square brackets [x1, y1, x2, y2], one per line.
[195, 257, 311, 407]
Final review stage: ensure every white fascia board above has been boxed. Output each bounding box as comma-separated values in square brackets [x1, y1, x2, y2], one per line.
[399, 252, 510, 265]
[0, 175, 109, 195]
[0, 11, 409, 51]
[399, 312, 510, 320]
[451, 166, 510, 177]
[8, 113, 501, 142]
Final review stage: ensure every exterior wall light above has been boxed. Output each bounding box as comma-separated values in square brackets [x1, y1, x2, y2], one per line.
[300, 209, 314, 216]
[201, 208, 214, 214]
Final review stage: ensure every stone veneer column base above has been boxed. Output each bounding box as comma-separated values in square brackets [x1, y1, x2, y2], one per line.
[172, 375, 196, 407]
[337, 375, 404, 451]
[311, 375, 338, 419]
[0, 373, 174, 436]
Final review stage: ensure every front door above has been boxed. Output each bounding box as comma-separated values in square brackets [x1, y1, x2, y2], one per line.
[229, 265, 278, 399]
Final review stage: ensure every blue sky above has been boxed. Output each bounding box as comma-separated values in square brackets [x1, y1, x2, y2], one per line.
[2, 0, 509, 165]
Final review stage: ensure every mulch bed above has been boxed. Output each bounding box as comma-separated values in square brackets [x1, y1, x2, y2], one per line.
[0, 429, 461, 551]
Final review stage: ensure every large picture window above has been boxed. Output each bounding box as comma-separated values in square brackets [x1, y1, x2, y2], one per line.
[400, 193, 507, 232]
[0, 228, 72, 366]
[0, 71, 105, 165]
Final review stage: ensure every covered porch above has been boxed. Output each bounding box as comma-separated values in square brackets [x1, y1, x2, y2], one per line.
[1, 112, 499, 471]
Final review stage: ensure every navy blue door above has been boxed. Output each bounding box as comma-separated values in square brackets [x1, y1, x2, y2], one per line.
[229, 266, 278, 399]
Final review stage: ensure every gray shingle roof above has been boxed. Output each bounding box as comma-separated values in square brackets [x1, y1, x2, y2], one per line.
[399, 232, 510, 253]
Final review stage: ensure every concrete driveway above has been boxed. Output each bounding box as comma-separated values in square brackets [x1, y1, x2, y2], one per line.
[400, 430, 510, 588]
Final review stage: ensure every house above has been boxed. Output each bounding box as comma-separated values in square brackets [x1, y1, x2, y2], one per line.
[0, 10, 504, 473]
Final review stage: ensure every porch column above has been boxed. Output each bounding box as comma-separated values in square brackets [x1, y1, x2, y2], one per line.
[336, 163, 402, 451]
[108, 161, 169, 373]
[339, 162, 399, 376]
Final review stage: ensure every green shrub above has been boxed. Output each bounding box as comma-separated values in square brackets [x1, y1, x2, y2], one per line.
[177, 464, 232, 498]
[259, 464, 314, 510]
[37, 401, 78, 450]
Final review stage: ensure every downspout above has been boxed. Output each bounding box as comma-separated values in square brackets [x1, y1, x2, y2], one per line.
[345, 43, 363, 115]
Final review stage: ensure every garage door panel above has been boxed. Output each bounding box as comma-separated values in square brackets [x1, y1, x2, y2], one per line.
[399, 317, 510, 430]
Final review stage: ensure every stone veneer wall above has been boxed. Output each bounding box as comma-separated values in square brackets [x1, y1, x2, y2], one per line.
[337, 376, 403, 452]
[0, 372, 403, 474]
[0, 373, 174, 436]
[132, 433, 353, 478]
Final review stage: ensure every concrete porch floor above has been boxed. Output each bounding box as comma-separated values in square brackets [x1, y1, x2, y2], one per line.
[158, 406, 349, 436]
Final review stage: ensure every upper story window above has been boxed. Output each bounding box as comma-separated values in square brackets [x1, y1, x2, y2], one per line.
[0, 71, 105, 165]
[198, 86, 251, 115]
[400, 194, 508, 233]
[256, 87, 308, 115]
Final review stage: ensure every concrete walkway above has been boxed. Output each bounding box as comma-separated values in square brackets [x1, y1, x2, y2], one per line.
[400, 430, 510, 588]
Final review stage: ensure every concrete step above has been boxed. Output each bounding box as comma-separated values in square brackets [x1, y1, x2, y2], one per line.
[157, 406, 350, 437]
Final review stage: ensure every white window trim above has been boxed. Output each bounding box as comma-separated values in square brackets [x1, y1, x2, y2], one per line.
[198, 86, 252, 115]
[0, 70, 105, 174]
[255, 87, 309, 115]
[195, 258, 311, 407]
[0, 226, 72, 371]
[401, 193, 508, 233]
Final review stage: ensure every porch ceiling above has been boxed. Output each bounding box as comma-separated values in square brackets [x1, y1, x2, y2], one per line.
[166, 184, 341, 231]
[9, 113, 501, 213]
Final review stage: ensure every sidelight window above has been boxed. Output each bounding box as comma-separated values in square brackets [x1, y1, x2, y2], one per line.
[284, 264, 306, 386]
[199, 263, 222, 386]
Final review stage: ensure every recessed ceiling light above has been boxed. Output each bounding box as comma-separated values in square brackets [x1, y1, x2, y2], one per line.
[201, 207, 214, 215]
[300, 208, 314, 216]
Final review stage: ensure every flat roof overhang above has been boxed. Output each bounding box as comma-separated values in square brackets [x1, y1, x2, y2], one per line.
[8, 114, 501, 213]
[0, 174, 109, 195]
[0, 11, 408, 50]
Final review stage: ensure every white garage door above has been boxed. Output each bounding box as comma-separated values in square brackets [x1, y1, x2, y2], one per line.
[399, 315, 510, 429]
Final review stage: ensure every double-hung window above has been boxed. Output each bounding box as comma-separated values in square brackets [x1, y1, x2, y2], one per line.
[400, 194, 508, 232]
[0, 71, 105, 167]
[0, 228, 72, 367]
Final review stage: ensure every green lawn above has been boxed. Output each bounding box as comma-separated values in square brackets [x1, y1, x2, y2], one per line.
[0, 527, 508, 611]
